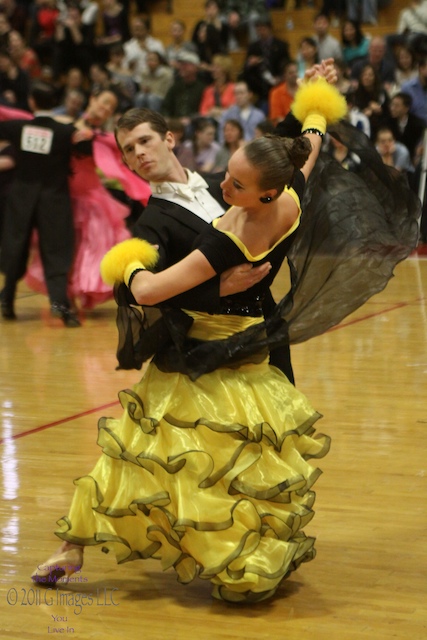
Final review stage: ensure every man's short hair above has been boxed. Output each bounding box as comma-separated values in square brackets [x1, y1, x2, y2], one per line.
[115, 108, 169, 149]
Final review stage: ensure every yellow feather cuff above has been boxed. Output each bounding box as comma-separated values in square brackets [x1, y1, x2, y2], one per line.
[302, 114, 327, 135]
[124, 261, 145, 287]
[100, 238, 159, 286]
[291, 78, 347, 126]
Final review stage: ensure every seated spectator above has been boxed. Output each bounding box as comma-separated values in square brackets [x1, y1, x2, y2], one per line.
[164, 19, 197, 73]
[351, 63, 390, 139]
[175, 116, 220, 172]
[134, 51, 173, 112]
[390, 45, 418, 95]
[51, 87, 86, 119]
[88, 62, 112, 94]
[220, 0, 270, 51]
[268, 59, 298, 124]
[254, 118, 275, 137]
[218, 80, 265, 142]
[199, 53, 235, 121]
[191, 24, 217, 84]
[319, 0, 346, 25]
[387, 91, 425, 163]
[106, 43, 137, 109]
[93, 0, 130, 64]
[28, 0, 59, 66]
[51, 1, 95, 79]
[341, 19, 370, 72]
[395, 0, 427, 55]
[212, 117, 244, 170]
[351, 36, 395, 92]
[0, 11, 12, 49]
[161, 50, 206, 130]
[347, 0, 378, 26]
[77, 0, 99, 33]
[56, 65, 88, 102]
[325, 133, 361, 171]
[8, 29, 41, 79]
[375, 126, 414, 174]
[312, 13, 342, 62]
[334, 58, 352, 97]
[240, 17, 290, 114]
[0, 0, 28, 37]
[0, 47, 30, 110]
[123, 14, 165, 84]
[192, 0, 228, 81]
[194, 0, 229, 52]
[401, 55, 427, 124]
[296, 37, 319, 79]
[166, 117, 187, 157]
[347, 94, 371, 137]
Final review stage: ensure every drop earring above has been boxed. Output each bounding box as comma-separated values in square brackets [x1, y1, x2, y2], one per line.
[259, 196, 272, 203]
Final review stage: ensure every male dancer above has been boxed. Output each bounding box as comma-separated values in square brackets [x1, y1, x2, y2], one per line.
[0, 82, 82, 327]
[115, 108, 295, 382]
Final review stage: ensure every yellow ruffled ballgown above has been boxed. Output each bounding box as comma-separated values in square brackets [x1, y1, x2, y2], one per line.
[56, 311, 330, 603]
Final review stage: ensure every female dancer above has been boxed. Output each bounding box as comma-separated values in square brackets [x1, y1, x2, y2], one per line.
[31, 66, 419, 602]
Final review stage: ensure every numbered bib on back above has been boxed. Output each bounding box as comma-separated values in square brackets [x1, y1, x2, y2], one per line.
[21, 126, 54, 154]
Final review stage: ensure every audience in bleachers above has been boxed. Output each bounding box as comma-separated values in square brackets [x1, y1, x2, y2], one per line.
[340, 18, 370, 70]
[93, 0, 130, 64]
[212, 116, 244, 170]
[350, 35, 395, 88]
[52, 1, 95, 79]
[105, 42, 137, 106]
[51, 85, 85, 116]
[164, 18, 197, 71]
[123, 14, 164, 83]
[296, 36, 319, 78]
[0, 47, 30, 109]
[29, 0, 60, 65]
[350, 61, 390, 138]
[325, 132, 361, 171]
[312, 12, 342, 61]
[347, 0, 378, 26]
[199, 53, 236, 121]
[268, 58, 298, 124]
[375, 125, 415, 173]
[217, 79, 265, 142]
[191, 0, 229, 78]
[387, 90, 424, 163]
[175, 115, 220, 171]
[220, 0, 270, 50]
[0, 0, 28, 36]
[161, 49, 206, 128]
[134, 49, 173, 110]
[0, 0, 426, 258]
[240, 16, 290, 114]
[0, 12, 12, 49]
[388, 43, 418, 94]
[8, 29, 41, 78]
[401, 53, 427, 123]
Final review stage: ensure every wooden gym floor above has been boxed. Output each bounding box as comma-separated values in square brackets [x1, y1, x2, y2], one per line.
[0, 251, 426, 639]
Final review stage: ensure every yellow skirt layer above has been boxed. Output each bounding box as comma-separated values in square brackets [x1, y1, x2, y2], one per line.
[56, 361, 330, 603]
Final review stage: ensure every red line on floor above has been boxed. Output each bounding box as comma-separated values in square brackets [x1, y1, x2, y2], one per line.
[0, 401, 120, 445]
[2, 296, 424, 444]
[327, 300, 411, 331]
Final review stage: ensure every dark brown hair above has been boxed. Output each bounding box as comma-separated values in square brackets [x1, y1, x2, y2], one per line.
[115, 108, 169, 148]
[243, 135, 312, 193]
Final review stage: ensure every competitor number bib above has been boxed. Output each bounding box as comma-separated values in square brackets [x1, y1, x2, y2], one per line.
[21, 126, 54, 154]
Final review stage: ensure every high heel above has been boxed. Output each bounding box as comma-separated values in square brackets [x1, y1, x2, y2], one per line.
[31, 546, 84, 586]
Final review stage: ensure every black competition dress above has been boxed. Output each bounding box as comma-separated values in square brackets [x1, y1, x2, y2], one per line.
[56, 121, 420, 604]
[56, 179, 332, 604]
